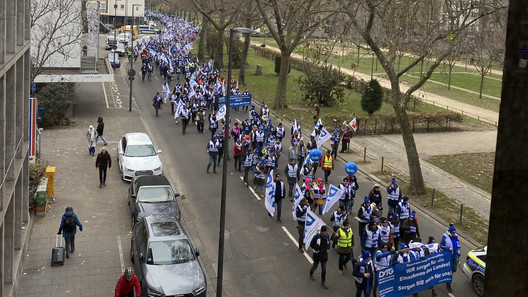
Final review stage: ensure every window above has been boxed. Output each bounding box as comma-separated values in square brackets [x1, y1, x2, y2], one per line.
[149, 240, 194, 264]
[121, 4, 124, 9]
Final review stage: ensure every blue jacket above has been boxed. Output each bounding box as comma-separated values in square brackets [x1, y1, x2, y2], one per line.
[58, 211, 83, 238]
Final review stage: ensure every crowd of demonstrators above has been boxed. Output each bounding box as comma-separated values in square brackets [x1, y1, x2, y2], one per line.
[131, 12, 463, 296]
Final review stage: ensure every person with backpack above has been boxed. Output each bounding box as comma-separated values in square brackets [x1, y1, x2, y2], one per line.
[57, 206, 83, 259]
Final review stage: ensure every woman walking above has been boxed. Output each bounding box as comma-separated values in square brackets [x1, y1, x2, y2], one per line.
[86, 125, 97, 156]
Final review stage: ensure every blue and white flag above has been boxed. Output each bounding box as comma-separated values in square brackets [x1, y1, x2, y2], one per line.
[292, 120, 300, 134]
[315, 118, 323, 129]
[316, 127, 332, 149]
[265, 170, 275, 216]
[216, 104, 227, 121]
[303, 209, 326, 250]
[322, 184, 344, 214]
[292, 183, 303, 221]
[174, 100, 185, 119]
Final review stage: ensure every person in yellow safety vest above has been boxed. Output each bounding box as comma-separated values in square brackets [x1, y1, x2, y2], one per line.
[321, 150, 334, 184]
[333, 220, 355, 275]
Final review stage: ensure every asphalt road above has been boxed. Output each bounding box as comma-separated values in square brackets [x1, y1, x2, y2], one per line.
[99, 34, 480, 297]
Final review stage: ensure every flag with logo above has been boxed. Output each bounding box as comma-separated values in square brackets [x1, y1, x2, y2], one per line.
[265, 170, 275, 216]
[315, 118, 323, 129]
[292, 183, 303, 221]
[174, 100, 185, 119]
[316, 127, 332, 149]
[216, 104, 227, 121]
[322, 184, 345, 214]
[292, 120, 301, 134]
[303, 209, 326, 250]
[349, 117, 357, 132]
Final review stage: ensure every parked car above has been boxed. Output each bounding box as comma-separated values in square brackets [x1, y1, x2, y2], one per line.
[115, 42, 126, 56]
[462, 246, 486, 297]
[138, 25, 161, 34]
[117, 133, 162, 181]
[130, 215, 207, 297]
[117, 32, 131, 44]
[107, 52, 120, 68]
[128, 175, 181, 226]
[105, 36, 117, 50]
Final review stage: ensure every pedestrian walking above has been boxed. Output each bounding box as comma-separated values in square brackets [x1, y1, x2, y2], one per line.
[95, 147, 112, 188]
[321, 149, 334, 183]
[340, 126, 351, 153]
[242, 151, 253, 186]
[206, 136, 219, 174]
[273, 173, 286, 223]
[353, 251, 375, 297]
[309, 225, 330, 289]
[396, 196, 411, 223]
[330, 206, 347, 248]
[284, 159, 298, 201]
[313, 178, 326, 215]
[115, 267, 141, 297]
[400, 212, 420, 245]
[147, 62, 153, 81]
[57, 206, 83, 259]
[233, 139, 244, 172]
[253, 160, 267, 196]
[440, 224, 461, 293]
[361, 222, 380, 259]
[387, 178, 402, 215]
[296, 198, 309, 253]
[368, 184, 383, 210]
[339, 178, 353, 214]
[330, 128, 340, 159]
[95, 117, 109, 146]
[141, 63, 147, 81]
[86, 125, 97, 156]
[181, 105, 190, 135]
[374, 244, 391, 297]
[152, 92, 162, 117]
[333, 220, 355, 275]
[358, 197, 373, 239]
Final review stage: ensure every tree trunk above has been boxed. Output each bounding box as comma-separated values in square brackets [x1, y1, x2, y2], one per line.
[238, 33, 250, 86]
[391, 90, 426, 194]
[273, 52, 291, 109]
[197, 16, 209, 62]
[214, 29, 225, 70]
[479, 73, 485, 98]
[448, 65, 453, 90]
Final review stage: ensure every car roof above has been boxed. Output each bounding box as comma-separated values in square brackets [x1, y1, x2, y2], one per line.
[125, 132, 154, 145]
[134, 175, 171, 187]
[144, 214, 186, 240]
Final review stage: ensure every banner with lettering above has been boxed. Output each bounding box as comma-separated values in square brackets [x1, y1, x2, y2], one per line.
[378, 251, 453, 297]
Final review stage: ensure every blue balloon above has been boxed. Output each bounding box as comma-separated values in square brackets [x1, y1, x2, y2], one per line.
[309, 149, 322, 162]
[345, 162, 358, 175]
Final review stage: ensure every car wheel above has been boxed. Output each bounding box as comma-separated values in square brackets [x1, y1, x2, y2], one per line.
[472, 274, 484, 297]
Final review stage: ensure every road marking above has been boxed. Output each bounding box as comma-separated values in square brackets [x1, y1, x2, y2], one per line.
[102, 82, 109, 108]
[117, 235, 125, 272]
[281, 226, 313, 264]
[240, 176, 261, 200]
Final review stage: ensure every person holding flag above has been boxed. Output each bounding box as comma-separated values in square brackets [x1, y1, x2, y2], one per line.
[340, 126, 351, 153]
[273, 173, 286, 223]
[330, 206, 347, 248]
[309, 225, 330, 290]
[333, 220, 355, 275]
[353, 251, 375, 297]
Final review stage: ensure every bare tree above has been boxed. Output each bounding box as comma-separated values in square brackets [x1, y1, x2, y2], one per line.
[237, 2, 263, 85]
[31, 0, 83, 81]
[255, 0, 336, 109]
[339, 0, 505, 194]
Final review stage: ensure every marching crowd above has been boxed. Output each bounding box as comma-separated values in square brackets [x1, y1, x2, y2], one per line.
[123, 12, 463, 297]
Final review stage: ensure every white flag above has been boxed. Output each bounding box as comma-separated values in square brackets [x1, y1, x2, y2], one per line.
[292, 120, 300, 134]
[216, 104, 226, 121]
[303, 209, 326, 250]
[174, 100, 184, 119]
[315, 118, 323, 129]
[322, 184, 345, 214]
[265, 170, 275, 216]
[292, 183, 303, 221]
[316, 127, 332, 149]
[349, 117, 357, 132]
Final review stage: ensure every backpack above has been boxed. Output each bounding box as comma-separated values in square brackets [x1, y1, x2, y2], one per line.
[64, 215, 76, 232]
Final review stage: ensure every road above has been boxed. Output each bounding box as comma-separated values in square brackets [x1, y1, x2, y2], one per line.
[105, 44, 480, 297]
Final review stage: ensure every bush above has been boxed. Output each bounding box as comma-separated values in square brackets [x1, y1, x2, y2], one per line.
[38, 83, 75, 127]
[298, 64, 345, 106]
[361, 79, 384, 115]
[29, 163, 46, 208]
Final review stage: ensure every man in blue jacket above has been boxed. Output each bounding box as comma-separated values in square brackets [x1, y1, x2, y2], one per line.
[58, 206, 83, 259]
[440, 224, 461, 293]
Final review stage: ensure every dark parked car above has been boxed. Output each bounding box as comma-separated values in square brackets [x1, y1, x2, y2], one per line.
[128, 175, 180, 226]
[130, 215, 206, 297]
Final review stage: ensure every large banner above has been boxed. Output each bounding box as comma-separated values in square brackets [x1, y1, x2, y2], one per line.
[379, 251, 453, 297]
[219, 94, 252, 108]
[291, 183, 303, 221]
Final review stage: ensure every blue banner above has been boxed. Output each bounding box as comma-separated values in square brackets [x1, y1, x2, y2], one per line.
[219, 94, 252, 108]
[379, 251, 453, 297]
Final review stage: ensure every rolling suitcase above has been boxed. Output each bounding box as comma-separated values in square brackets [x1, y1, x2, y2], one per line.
[51, 234, 65, 266]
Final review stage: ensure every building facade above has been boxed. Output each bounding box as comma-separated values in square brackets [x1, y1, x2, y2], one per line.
[100, 0, 145, 26]
[0, 0, 33, 296]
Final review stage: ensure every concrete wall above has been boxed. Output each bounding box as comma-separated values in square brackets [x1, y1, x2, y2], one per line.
[0, 0, 32, 296]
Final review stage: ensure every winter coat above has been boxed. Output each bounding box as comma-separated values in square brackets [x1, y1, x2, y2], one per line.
[58, 211, 83, 238]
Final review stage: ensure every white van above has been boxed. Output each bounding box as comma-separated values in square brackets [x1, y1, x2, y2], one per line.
[138, 25, 160, 34]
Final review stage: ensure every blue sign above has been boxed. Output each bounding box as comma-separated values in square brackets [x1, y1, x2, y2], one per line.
[379, 251, 453, 297]
[219, 94, 252, 108]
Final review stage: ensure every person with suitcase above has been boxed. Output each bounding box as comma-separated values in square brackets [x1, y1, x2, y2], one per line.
[115, 267, 141, 297]
[57, 206, 83, 259]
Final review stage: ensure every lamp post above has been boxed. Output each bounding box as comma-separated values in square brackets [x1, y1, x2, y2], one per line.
[371, 51, 375, 80]
[128, 4, 141, 111]
[113, 1, 118, 68]
[217, 27, 258, 297]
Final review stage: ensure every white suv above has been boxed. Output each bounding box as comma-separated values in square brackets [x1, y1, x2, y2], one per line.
[117, 133, 162, 181]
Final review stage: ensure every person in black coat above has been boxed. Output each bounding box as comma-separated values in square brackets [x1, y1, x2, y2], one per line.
[274, 173, 286, 223]
[353, 251, 375, 297]
[309, 225, 330, 289]
[95, 147, 111, 188]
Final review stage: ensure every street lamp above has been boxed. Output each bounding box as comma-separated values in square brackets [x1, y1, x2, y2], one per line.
[128, 4, 141, 111]
[217, 27, 258, 297]
[113, 1, 119, 69]
[371, 51, 375, 80]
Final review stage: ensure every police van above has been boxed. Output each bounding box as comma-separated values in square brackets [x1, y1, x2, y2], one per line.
[138, 25, 160, 34]
[462, 246, 486, 297]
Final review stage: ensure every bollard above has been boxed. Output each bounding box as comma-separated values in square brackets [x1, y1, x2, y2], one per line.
[364, 147, 367, 162]
[431, 188, 435, 207]
[381, 157, 384, 173]
[459, 204, 464, 224]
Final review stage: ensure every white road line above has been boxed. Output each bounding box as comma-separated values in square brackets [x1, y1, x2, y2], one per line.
[240, 176, 261, 200]
[117, 235, 125, 272]
[102, 82, 109, 108]
[281, 226, 313, 264]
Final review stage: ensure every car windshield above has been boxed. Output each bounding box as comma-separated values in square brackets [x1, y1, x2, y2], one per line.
[137, 186, 174, 203]
[117, 43, 125, 50]
[149, 239, 194, 264]
[126, 144, 156, 157]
